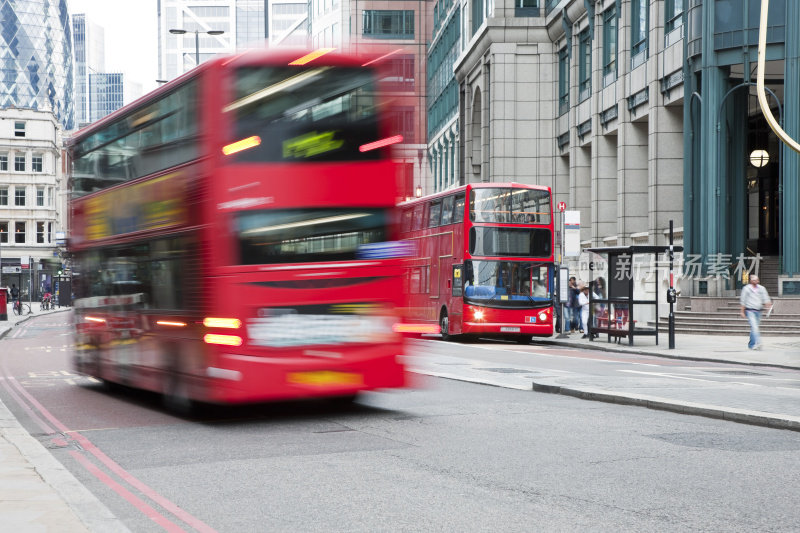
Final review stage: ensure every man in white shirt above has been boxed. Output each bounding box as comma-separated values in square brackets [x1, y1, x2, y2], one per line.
[739, 275, 772, 350]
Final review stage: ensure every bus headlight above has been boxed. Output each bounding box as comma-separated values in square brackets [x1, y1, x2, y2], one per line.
[538, 311, 548, 322]
[474, 309, 485, 321]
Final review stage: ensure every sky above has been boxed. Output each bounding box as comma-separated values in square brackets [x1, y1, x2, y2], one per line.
[68, 0, 159, 96]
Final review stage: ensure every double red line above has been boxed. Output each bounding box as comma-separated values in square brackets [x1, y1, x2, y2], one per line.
[0, 362, 216, 533]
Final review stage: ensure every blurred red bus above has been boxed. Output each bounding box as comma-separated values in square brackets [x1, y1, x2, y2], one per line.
[67, 48, 411, 409]
[399, 183, 555, 343]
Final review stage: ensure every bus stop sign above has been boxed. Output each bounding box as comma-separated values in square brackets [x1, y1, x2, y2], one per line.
[557, 201, 566, 212]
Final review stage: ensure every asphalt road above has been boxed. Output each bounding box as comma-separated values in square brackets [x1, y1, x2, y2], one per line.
[2, 314, 799, 532]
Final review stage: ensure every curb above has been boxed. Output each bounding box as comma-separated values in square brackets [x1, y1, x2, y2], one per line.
[530, 383, 800, 433]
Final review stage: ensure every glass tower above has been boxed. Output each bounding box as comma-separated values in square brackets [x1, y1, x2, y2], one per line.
[0, 0, 75, 129]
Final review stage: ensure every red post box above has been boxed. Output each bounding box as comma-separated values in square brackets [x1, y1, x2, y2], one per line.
[0, 288, 7, 321]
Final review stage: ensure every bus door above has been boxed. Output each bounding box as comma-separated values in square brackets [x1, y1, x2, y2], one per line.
[451, 264, 463, 298]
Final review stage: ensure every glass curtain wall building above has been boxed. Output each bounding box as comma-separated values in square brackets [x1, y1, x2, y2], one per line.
[158, 0, 237, 79]
[72, 14, 107, 127]
[0, 0, 75, 130]
[427, 0, 460, 194]
[89, 73, 124, 123]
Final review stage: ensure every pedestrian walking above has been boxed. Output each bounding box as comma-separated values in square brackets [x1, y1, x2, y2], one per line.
[739, 275, 772, 350]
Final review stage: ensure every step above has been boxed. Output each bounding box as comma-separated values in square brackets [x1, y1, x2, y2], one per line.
[650, 326, 799, 336]
[656, 316, 798, 325]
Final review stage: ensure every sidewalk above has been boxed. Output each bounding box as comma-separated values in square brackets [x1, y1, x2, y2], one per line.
[0, 303, 129, 532]
[538, 327, 800, 370]
[408, 326, 800, 433]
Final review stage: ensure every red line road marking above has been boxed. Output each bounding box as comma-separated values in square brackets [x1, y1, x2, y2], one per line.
[70, 451, 187, 533]
[2, 364, 217, 533]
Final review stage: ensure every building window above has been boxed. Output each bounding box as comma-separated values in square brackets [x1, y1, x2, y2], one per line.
[0, 187, 7, 206]
[558, 46, 570, 116]
[388, 106, 416, 143]
[471, 0, 484, 35]
[15, 221, 26, 243]
[36, 222, 45, 243]
[48, 222, 53, 243]
[37, 188, 45, 206]
[578, 29, 591, 101]
[48, 187, 54, 206]
[14, 155, 25, 172]
[15, 187, 25, 206]
[14, 121, 25, 137]
[32, 154, 43, 172]
[363, 10, 415, 38]
[515, 0, 539, 17]
[382, 55, 415, 91]
[0, 221, 7, 243]
[602, 6, 617, 84]
[0, 154, 7, 171]
[631, 0, 648, 63]
[665, 0, 683, 35]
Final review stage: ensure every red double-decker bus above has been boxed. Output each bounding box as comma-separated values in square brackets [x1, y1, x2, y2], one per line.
[399, 183, 554, 343]
[67, 48, 411, 409]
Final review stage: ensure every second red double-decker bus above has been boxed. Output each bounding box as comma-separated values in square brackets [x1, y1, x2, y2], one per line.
[399, 183, 554, 343]
[67, 48, 411, 410]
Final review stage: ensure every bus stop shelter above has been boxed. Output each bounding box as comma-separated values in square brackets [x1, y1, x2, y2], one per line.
[586, 245, 682, 346]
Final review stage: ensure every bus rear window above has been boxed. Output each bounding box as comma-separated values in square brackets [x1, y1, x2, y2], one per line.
[235, 208, 388, 264]
[225, 67, 384, 163]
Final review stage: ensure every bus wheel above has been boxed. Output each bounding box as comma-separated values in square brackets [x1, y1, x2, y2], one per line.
[516, 335, 533, 345]
[163, 367, 197, 417]
[439, 310, 451, 342]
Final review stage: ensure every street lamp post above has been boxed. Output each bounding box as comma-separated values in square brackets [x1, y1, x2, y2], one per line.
[169, 28, 225, 68]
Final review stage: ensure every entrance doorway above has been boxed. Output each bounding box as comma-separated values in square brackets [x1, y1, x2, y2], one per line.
[746, 110, 780, 256]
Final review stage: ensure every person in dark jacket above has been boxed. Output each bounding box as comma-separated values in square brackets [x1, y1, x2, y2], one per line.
[567, 276, 581, 333]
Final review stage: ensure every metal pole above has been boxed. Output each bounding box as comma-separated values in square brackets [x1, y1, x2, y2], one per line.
[195, 30, 200, 65]
[669, 220, 675, 349]
[556, 210, 569, 338]
[29, 257, 32, 312]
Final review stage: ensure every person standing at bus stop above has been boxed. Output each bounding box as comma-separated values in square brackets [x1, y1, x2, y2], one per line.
[740, 274, 771, 350]
[564, 276, 578, 333]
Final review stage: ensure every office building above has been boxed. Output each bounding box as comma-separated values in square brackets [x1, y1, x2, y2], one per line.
[0, 108, 67, 296]
[441, 0, 800, 297]
[0, 0, 75, 130]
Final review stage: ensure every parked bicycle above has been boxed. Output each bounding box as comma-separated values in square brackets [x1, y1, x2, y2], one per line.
[12, 300, 31, 316]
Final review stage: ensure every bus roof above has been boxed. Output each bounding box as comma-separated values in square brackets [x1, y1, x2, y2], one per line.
[67, 47, 393, 147]
[399, 182, 551, 206]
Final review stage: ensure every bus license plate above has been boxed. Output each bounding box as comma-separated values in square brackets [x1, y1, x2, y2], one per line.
[500, 327, 521, 333]
[287, 371, 363, 386]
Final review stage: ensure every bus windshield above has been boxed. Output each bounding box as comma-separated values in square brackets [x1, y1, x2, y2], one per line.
[225, 66, 382, 163]
[469, 188, 551, 224]
[463, 260, 552, 306]
[235, 208, 388, 264]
